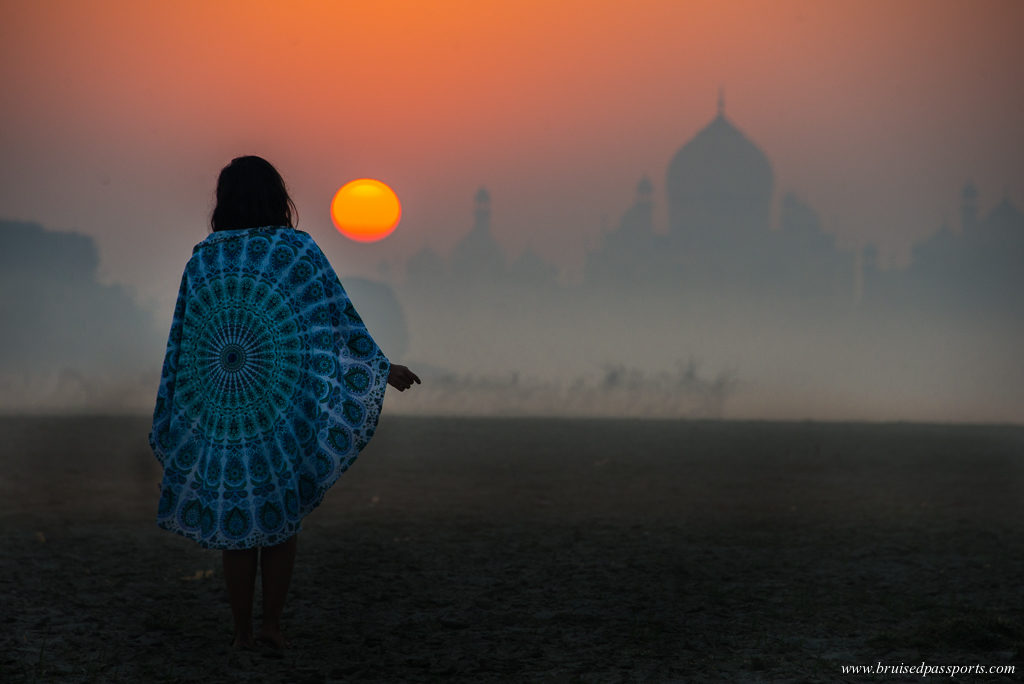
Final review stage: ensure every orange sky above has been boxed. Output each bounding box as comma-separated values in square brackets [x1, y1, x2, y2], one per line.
[1, 0, 1022, 311]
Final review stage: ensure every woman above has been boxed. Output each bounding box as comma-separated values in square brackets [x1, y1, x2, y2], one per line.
[149, 155, 419, 649]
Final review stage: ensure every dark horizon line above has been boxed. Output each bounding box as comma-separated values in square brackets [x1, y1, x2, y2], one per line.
[1, 411, 1020, 430]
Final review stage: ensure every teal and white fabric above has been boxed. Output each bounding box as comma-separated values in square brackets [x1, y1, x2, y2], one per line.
[149, 226, 390, 549]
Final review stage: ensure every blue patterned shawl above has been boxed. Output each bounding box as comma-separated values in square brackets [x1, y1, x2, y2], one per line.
[149, 226, 390, 549]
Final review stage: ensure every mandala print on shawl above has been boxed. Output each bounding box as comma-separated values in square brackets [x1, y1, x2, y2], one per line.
[149, 226, 390, 549]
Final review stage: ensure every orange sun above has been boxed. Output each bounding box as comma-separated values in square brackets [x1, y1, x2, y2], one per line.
[330, 179, 401, 242]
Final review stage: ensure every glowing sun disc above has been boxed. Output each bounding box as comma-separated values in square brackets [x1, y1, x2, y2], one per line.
[331, 178, 401, 242]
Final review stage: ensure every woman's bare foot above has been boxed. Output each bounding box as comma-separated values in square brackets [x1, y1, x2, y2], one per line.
[256, 625, 290, 649]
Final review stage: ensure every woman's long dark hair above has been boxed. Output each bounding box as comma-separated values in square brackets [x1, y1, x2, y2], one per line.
[210, 156, 298, 232]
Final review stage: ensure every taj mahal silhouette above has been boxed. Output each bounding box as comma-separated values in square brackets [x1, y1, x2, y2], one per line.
[406, 93, 1022, 321]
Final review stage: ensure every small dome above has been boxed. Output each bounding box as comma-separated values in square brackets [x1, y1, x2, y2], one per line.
[985, 197, 1023, 234]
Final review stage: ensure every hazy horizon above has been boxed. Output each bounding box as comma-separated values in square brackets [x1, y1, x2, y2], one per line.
[2, 1, 1022, 423]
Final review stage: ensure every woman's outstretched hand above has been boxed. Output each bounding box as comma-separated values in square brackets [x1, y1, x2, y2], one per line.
[387, 364, 421, 392]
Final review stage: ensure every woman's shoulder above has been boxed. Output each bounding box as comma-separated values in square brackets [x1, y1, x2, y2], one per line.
[177, 227, 336, 291]
[186, 228, 329, 276]
[191, 226, 314, 253]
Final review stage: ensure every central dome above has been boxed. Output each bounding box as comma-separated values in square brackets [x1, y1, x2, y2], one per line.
[665, 106, 774, 247]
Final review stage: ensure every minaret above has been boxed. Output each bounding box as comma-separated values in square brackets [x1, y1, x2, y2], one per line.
[717, 87, 725, 117]
[474, 186, 491, 234]
[450, 185, 504, 280]
[621, 175, 654, 237]
[961, 182, 978, 233]
[636, 175, 653, 204]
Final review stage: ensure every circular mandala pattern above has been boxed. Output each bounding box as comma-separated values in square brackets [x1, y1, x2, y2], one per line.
[149, 226, 390, 550]
[219, 343, 247, 372]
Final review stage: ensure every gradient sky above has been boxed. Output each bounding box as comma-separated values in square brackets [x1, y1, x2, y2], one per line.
[1, 0, 1022, 314]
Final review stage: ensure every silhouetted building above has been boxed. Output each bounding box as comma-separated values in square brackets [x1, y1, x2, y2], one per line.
[666, 91, 774, 256]
[585, 93, 856, 305]
[773, 193, 857, 303]
[406, 186, 559, 293]
[584, 176, 673, 288]
[863, 185, 1024, 318]
[450, 186, 506, 282]
[622, 175, 655, 239]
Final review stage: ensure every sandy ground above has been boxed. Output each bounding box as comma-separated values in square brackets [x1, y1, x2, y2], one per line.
[1, 415, 1023, 682]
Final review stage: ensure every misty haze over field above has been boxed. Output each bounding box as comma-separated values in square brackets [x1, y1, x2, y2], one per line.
[3, 100, 1021, 422]
[3, 2, 1022, 423]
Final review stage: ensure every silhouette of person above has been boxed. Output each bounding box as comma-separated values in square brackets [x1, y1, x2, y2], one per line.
[148, 155, 419, 649]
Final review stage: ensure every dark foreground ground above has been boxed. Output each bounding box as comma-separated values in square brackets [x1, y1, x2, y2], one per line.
[1, 415, 1022, 683]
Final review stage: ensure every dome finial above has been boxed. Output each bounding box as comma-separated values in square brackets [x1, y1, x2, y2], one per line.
[717, 86, 725, 117]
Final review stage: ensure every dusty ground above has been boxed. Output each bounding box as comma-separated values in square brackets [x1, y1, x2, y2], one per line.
[1, 415, 1022, 682]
